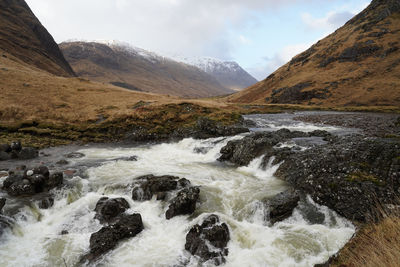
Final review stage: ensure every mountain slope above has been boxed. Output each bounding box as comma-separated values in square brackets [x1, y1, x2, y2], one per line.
[177, 57, 258, 91]
[229, 0, 400, 106]
[60, 41, 234, 98]
[0, 0, 75, 77]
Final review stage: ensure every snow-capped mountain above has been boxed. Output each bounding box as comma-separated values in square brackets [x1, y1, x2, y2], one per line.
[59, 40, 234, 98]
[174, 56, 258, 91]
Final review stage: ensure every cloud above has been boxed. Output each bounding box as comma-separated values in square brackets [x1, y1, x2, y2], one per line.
[248, 43, 312, 80]
[25, 0, 314, 59]
[301, 11, 354, 32]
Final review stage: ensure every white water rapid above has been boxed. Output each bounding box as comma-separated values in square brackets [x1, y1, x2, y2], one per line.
[0, 114, 356, 267]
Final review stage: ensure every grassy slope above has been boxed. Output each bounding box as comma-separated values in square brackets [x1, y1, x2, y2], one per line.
[228, 0, 400, 107]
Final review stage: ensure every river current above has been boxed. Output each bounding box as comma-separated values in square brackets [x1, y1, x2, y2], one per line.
[0, 112, 356, 267]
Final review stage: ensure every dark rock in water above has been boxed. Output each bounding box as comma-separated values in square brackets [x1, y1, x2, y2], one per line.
[0, 214, 13, 238]
[263, 190, 300, 224]
[85, 213, 143, 262]
[185, 214, 230, 265]
[39, 197, 54, 209]
[47, 172, 63, 189]
[276, 136, 400, 222]
[0, 151, 11, 161]
[0, 142, 38, 161]
[56, 159, 69, 165]
[18, 147, 38, 160]
[166, 187, 200, 219]
[61, 230, 69, 235]
[219, 129, 332, 166]
[3, 166, 63, 196]
[193, 117, 249, 139]
[115, 155, 138, 161]
[132, 175, 185, 201]
[0, 144, 11, 153]
[10, 141, 22, 152]
[64, 152, 85, 159]
[0, 198, 5, 213]
[94, 197, 130, 224]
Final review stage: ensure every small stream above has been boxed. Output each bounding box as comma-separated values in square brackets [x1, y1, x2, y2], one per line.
[0, 112, 357, 267]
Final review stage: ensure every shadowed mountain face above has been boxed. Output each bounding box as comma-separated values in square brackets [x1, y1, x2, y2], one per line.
[229, 0, 400, 106]
[0, 0, 75, 77]
[60, 42, 235, 98]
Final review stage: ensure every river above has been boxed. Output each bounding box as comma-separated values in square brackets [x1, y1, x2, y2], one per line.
[0, 112, 357, 267]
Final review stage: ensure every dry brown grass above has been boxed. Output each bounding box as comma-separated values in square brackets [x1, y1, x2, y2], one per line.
[333, 215, 400, 267]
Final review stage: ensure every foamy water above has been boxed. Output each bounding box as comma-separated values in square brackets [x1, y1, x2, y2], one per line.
[0, 134, 355, 267]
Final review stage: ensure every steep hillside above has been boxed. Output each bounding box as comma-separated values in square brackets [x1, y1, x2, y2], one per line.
[0, 0, 75, 77]
[60, 41, 234, 98]
[229, 0, 400, 106]
[177, 57, 258, 91]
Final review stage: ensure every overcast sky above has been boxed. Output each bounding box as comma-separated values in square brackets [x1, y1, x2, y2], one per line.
[26, 0, 370, 80]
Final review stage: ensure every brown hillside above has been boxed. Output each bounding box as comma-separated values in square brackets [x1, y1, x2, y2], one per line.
[0, 0, 75, 77]
[60, 42, 234, 98]
[229, 0, 400, 106]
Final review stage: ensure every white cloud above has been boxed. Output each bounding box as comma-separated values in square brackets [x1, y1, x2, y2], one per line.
[25, 0, 316, 60]
[248, 43, 312, 80]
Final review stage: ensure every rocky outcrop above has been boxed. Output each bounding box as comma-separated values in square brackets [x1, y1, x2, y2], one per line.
[2, 165, 63, 196]
[275, 136, 400, 222]
[0, 141, 38, 161]
[185, 214, 230, 265]
[263, 189, 300, 224]
[166, 187, 200, 220]
[83, 213, 144, 262]
[218, 129, 331, 166]
[94, 197, 130, 224]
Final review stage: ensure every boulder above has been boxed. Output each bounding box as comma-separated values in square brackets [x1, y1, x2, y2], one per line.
[38, 197, 54, 209]
[0, 198, 5, 213]
[3, 166, 63, 196]
[17, 147, 38, 160]
[0, 144, 11, 153]
[94, 197, 130, 224]
[185, 215, 230, 265]
[64, 152, 85, 159]
[84, 213, 143, 262]
[166, 187, 200, 219]
[263, 190, 300, 224]
[10, 141, 22, 152]
[0, 151, 10, 161]
[132, 175, 187, 201]
[218, 129, 332, 166]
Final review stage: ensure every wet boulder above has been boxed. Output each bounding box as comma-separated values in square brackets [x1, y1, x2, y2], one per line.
[166, 187, 200, 219]
[38, 197, 54, 209]
[94, 197, 130, 224]
[185, 214, 230, 265]
[0, 198, 5, 214]
[132, 175, 188, 201]
[0, 142, 38, 161]
[193, 117, 249, 139]
[2, 166, 63, 196]
[218, 129, 331, 166]
[85, 213, 144, 262]
[18, 147, 38, 160]
[64, 152, 85, 159]
[263, 189, 300, 224]
[0, 214, 13, 238]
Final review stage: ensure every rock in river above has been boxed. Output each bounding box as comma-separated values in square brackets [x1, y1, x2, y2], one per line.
[94, 197, 130, 224]
[166, 187, 200, 220]
[83, 213, 144, 262]
[263, 189, 300, 224]
[185, 214, 230, 265]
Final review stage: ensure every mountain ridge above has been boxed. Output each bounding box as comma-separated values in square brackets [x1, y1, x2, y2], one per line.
[60, 41, 235, 98]
[228, 0, 400, 106]
[0, 0, 75, 77]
